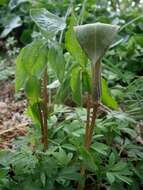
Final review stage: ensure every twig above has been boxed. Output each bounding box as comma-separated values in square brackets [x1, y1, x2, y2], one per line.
[0, 123, 28, 136]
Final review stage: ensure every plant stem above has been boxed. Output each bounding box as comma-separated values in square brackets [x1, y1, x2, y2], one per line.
[78, 61, 101, 190]
[78, 94, 91, 190]
[87, 101, 100, 148]
[92, 60, 101, 102]
[78, 100, 99, 190]
[84, 94, 91, 148]
[42, 67, 49, 150]
[37, 103, 44, 144]
[85, 60, 101, 149]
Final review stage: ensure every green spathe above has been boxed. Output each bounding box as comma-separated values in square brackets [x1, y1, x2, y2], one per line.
[74, 23, 119, 101]
[74, 23, 119, 63]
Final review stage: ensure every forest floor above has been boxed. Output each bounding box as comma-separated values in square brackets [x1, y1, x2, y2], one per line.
[0, 81, 30, 149]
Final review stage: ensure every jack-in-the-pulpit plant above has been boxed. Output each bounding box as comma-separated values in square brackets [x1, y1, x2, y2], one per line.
[74, 23, 119, 189]
[15, 8, 66, 151]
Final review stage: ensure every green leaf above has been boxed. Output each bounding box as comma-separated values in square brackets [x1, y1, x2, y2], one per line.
[120, 127, 137, 138]
[62, 144, 76, 151]
[65, 16, 87, 66]
[70, 66, 82, 105]
[112, 161, 127, 172]
[40, 172, 46, 187]
[134, 34, 143, 47]
[0, 16, 22, 38]
[56, 76, 70, 103]
[74, 23, 119, 63]
[25, 76, 41, 103]
[30, 8, 66, 39]
[109, 183, 126, 190]
[82, 70, 92, 93]
[109, 152, 116, 166]
[27, 103, 41, 125]
[15, 46, 29, 91]
[106, 172, 115, 184]
[102, 78, 119, 110]
[0, 0, 8, 5]
[115, 174, 132, 185]
[79, 146, 98, 172]
[48, 44, 65, 82]
[20, 29, 32, 44]
[108, 111, 136, 123]
[9, 0, 29, 10]
[52, 148, 72, 166]
[32, 44, 47, 78]
[0, 150, 12, 166]
[58, 166, 81, 181]
[15, 40, 47, 92]
[91, 142, 109, 156]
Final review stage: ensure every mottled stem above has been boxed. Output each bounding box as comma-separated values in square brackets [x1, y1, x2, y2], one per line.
[37, 103, 44, 144]
[42, 67, 48, 150]
[92, 60, 101, 101]
[78, 94, 91, 190]
[78, 61, 101, 190]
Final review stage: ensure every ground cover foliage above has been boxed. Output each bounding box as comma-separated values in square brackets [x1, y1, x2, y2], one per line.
[0, 0, 143, 190]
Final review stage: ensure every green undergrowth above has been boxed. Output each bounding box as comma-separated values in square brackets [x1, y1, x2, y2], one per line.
[0, 1, 143, 190]
[0, 106, 143, 190]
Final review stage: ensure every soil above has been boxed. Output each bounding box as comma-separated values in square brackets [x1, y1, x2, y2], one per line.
[0, 81, 30, 149]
